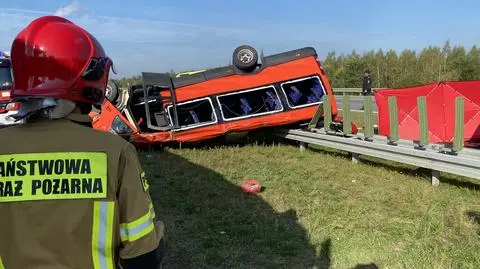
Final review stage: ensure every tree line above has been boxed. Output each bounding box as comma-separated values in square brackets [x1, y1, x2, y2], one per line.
[112, 41, 480, 89]
[322, 40, 480, 89]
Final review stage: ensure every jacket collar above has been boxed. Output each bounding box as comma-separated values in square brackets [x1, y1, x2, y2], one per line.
[64, 112, 93, 127]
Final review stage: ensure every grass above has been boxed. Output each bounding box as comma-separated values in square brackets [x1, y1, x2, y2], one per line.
[141, 135, 480, 269]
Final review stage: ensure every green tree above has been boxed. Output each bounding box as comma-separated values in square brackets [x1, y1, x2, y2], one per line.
[398, 49, 419, 87]
[322, 51, 338, 85]
[343, 51, 367, 87]
[445, 45, 466, 80]
[112, 41, 480, 90]
[417, 46, 445, 84]
[111, 75, 142, 88]
[465, 46, 480, 80]
[383, 49, 399, 87]
[374, 49, 386, 88]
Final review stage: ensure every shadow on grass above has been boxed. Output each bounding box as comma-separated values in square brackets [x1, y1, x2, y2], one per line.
[303, 143, 433, 179]
[142, 149, 319, 269]
[358, 158, 480, 191]
[437, 176, 480, 191]
[466, 211, 480, 235]
[296, 141, 480, 192]
[138, 147, 380, 268]
[152, 128, 297, 150]
[353, 263, 380, 269]
[317, 238, 331, 269]
[316, 238, 379, 269]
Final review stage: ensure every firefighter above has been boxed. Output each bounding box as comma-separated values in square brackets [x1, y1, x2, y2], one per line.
[0, 16, 165, 268]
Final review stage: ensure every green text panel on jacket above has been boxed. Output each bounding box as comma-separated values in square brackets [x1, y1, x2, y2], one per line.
[0, 152, 107, 202]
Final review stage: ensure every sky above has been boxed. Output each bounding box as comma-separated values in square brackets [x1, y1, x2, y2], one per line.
[0, 0, 479, 78]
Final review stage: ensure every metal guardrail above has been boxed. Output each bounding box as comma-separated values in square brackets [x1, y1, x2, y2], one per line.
[274, 128, 480, 182]
[332, 88, 381, 95]
[274, 94, 479, 185]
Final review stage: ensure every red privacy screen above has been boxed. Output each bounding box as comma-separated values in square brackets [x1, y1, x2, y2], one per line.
[374, 80, 480, 143]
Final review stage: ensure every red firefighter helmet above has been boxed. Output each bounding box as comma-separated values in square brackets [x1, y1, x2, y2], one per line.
[10, 15, 113, 105]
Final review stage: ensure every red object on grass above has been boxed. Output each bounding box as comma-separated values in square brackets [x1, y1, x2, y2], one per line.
[375, 81, 480, 143]
[241, 179, 261, 194]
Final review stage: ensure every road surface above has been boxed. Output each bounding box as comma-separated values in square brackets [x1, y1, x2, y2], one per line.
[334, 95, 378, 112]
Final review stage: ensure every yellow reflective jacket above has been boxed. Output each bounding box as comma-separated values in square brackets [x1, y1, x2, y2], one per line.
[0, 114, 164, 269]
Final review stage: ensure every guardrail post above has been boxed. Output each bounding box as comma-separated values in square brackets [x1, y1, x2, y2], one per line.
[417, 96, 429, 149]
[350, 152, 359, 164]
[323, 95, 332, 133]
[388, 96, 399, 145]
[431, 170, 440, 186]
[363, 96, 374, 140]
[308, 102, 324, 129]
[299, 142, 308, 152]
[453, 96, 465, 154]
[342, 94, 352, 135]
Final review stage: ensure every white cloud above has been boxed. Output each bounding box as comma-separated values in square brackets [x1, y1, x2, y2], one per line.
[53, 1, 79, 17]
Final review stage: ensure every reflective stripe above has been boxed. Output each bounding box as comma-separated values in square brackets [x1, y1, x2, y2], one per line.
[120, 202, 156, 242]
[141, 171, 149, 192]
[0, 256, 4, 269]
[92, 201, 115, 269]
[149, 202, 156, 219]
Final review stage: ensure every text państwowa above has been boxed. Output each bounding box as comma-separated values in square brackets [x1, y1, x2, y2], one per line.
[0, 152, 107, 202]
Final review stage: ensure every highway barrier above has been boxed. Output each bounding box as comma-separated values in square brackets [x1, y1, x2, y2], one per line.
[274, 95, 480, 185]
[332, 88, 380, 96]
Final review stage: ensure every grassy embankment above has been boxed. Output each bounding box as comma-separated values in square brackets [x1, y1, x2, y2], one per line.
[140, 120, 480, 268]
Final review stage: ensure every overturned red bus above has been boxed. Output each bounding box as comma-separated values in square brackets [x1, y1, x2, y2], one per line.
[90, 46, 348, 145]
